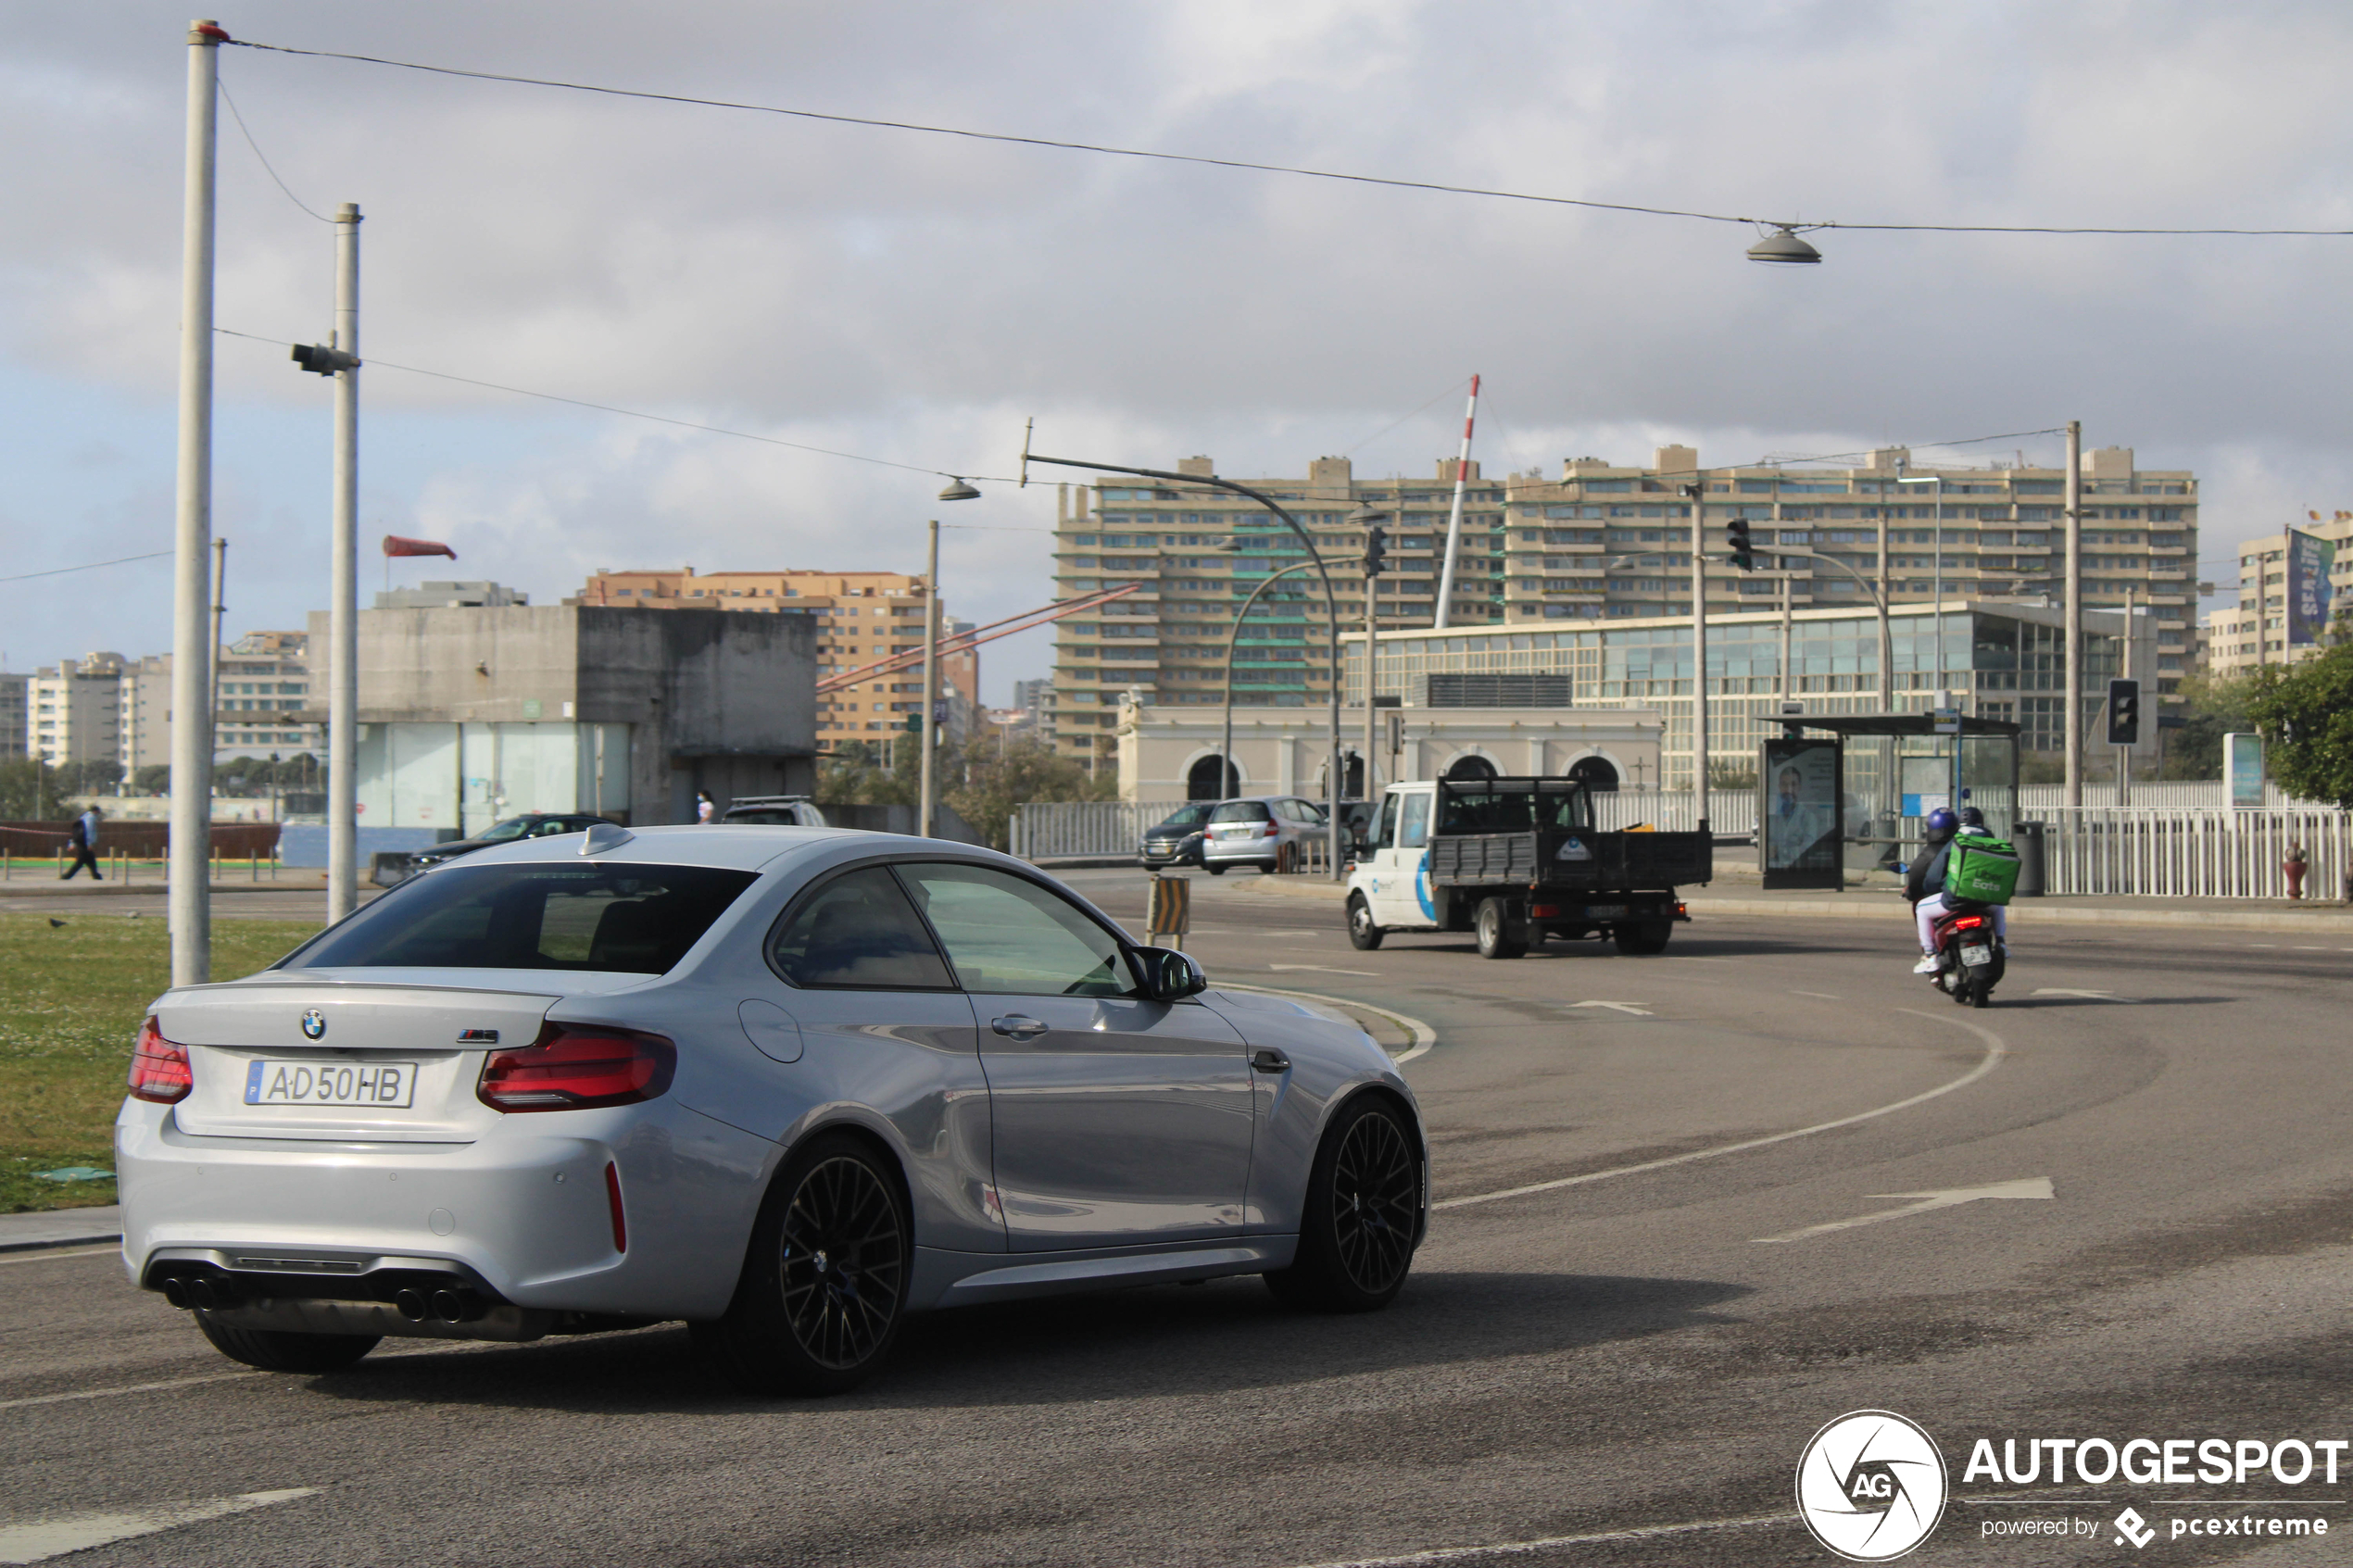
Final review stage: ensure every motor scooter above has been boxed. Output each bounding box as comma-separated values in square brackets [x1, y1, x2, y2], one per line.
[1929, 899, 2006, 1007]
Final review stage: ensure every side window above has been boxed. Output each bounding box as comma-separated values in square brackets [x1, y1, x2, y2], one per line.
[768, 866, 955, 989]
[1376, 794, 1400, 848]
[1399, 792, 1431, 849]
[895, 862, 1134, 997]
[1275, 798, 1303, 823]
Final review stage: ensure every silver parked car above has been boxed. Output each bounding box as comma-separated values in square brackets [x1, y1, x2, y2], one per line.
[118, 824, 1426, 1394]
[1202, 796, 1331, 874]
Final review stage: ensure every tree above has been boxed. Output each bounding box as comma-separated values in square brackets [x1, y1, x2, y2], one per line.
[132, 764, 172, 797]
[0, 759, 55, 819]
[2159, 671, 2255, 781]
[2246, 643, 2353, 808]
[944, 735, 1114, 850]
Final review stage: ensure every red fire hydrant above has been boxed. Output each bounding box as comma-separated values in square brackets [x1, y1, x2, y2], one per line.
[2283, 843, 2309, 901]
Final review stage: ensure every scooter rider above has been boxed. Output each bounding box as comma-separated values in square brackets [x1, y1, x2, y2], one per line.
[1906, 806, 2007, 973]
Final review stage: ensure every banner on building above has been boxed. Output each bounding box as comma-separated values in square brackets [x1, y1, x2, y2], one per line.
[2285, 528, 2336, 647]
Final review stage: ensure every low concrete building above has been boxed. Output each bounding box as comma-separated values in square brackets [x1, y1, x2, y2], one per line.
[305, 601, 816, 833]
[1114, 699, 1663, 802]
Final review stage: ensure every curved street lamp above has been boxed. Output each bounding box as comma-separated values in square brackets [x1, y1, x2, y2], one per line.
[1747, 225, 1824, 264]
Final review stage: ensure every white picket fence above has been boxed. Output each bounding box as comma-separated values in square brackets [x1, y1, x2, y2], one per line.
[2019, 782, 2315, 811]
[1589, 790, 1759, 835]
[2036, 809, 2349, 900]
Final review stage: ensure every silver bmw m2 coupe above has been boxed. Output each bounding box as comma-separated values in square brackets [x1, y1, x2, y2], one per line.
[118, 824, 1426, 1393]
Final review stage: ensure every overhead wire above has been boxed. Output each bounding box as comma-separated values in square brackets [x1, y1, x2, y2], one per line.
[217, 74, 333, 222]
[222, 36, 2353, 239]
[0, 550, 175, 584]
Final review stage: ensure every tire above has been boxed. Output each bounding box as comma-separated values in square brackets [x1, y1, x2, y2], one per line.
[1346, 893, 1384, 950]
[1275, 841, 1298, 874]
[695, 1132, 912, 1397]
[1206, 863, 1227, 876]
[1613, 921, 1671, 956]
[195, 1315, 378, 1374]
[1474, 897, 1526, 960]
[1265, 1096, 1422, 1313]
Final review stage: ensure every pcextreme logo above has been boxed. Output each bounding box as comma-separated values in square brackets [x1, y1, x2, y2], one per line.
[1796, 1410, 1949, 1562]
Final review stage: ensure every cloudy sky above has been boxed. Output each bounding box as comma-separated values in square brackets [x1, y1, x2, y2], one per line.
[6, 1, 2352, 701]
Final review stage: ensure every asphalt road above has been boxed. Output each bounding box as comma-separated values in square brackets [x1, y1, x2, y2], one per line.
[5, 869, 2350, 1566]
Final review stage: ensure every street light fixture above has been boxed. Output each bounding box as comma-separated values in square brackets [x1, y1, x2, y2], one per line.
[1747, 226, 1823, 264]
[937, 478, 981, 503]
[1022, 431, 1349, 883]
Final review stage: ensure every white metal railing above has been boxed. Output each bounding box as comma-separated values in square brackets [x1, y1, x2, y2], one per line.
[1011, 801, 1184, 860]
[2036, 808, 2349, 899]
[2018, 782, 2315, 812]
[1590, 790, 1758, 836]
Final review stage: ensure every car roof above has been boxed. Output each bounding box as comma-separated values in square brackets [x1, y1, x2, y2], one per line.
[441, 822, 1025, 877]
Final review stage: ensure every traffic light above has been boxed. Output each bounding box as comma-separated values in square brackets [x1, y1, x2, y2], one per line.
[1726, 519, 1756, 571]
[1363, 525, 1388, 577]
[290, 343, 359, 376]
[2107, 678, 2141, 746]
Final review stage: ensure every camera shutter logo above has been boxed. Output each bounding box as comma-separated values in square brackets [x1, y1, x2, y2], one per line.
[1795, 1410, 1947, 1562]
[300, 1010, 327, 1041]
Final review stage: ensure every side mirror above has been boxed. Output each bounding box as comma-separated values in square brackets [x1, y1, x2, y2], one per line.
[1132, 946, 1208, 1001]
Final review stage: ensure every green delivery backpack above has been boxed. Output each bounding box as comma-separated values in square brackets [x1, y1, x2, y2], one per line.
[1944, 834, 2020, 905]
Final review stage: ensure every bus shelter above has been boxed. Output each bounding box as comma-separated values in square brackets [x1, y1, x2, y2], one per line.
[1757, 712, 2021, 890]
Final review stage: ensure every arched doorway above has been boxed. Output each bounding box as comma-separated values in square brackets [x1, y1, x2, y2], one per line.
[1442, 753, 1498, 782]
[1187, 755, 1235, 800]
[1568, 756, 1620, 792]
[1342, 752, 1365, 799]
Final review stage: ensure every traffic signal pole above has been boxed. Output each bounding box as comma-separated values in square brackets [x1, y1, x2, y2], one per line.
[1362, 524, 1386, 830]
[328, 203, 361, 922]
[1688, 482, 1712, 822]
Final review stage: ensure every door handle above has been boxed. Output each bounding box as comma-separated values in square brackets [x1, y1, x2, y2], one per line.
[991, 1015, 1049, 1041]
[1250, 1047, 1290, 1073]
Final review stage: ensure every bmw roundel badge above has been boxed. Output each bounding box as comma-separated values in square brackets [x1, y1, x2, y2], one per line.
[300, 1009, 327, 1041]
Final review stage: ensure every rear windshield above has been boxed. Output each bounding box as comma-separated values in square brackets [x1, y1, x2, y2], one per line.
[1210, 801, 1272, 823]
[282, 863, 760, 974]
[1153, 803, 1214, 830]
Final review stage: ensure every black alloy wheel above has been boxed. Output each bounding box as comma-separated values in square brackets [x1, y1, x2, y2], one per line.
[695, 1133, 911, 1395]
[1346, 893, 1384, 950]
[1266, 1097, 1422, 1312]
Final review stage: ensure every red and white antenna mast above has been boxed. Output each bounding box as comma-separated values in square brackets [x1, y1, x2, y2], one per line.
[1432, 374, 1481, 628]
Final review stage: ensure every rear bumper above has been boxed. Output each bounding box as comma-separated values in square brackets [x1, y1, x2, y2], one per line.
[115, 1096, 772, 1321]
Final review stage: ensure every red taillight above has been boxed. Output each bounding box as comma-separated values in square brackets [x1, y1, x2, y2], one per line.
[476, 1025, 675, 1113]
[128, 1015, 192, 1104]
[1953, 915, 1987, 931]
[604, 1160, 627, 1253]
[1529, 904, 1565, 919]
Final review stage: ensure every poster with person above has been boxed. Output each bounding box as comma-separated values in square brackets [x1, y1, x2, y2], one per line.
[1761, 737, 1843, 886]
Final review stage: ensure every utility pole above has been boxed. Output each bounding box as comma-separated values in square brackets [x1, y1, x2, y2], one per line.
[1876, 468, 1894, 711]
[208, 538, 227, 725]
[2064, 420, 2083, 807]
[1361, 517, 1385, 827]
[2117, 585, 2134, 808]
[170, 19, 224, 985]
[328, 203, 362, 921]
[1685, 481, 1709, 823]
[919, 519, 940, 837]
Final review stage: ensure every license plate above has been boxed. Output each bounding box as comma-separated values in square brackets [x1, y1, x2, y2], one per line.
[1959, 944, 1994, 967]
[1586, 905, 1629, 920]
[245, 1059, 418, 1108]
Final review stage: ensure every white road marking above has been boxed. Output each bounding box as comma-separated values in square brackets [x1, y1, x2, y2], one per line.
[1565, 1000, 1653, 1016]
[0, 1246, 119, 1268]
[1754, 1176, 2055, 1243]
[0, 1487, 316, 1564]
[1791, 990, 1843, 999]
[2032, 987, 2119, 999]
[1266, 963, 1379, 977]
[1435, 1010, 2007, 1211]
[1283, 1511, 1790, 1566]
[0, 1373, 251, 1412]
[2294, 946, 2330, 951]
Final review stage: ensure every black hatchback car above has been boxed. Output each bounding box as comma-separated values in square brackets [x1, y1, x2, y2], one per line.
[1138, 801, 1216, 868]
[407, 813, 615, 872]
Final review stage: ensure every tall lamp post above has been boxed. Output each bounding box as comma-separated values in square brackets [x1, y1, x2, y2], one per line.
[1896, 468, 1957, 806]
[1217, 559, 1323, 809]
[919, 478, 982, 838]
[1025, 439, 1348, 883]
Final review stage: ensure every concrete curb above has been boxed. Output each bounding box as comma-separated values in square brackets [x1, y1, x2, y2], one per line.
[0, 882, 316, 900]
[0, 1205, 122, 1254]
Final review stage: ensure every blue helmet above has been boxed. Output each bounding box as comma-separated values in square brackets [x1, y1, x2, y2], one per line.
[1924, 806, 1959, 837]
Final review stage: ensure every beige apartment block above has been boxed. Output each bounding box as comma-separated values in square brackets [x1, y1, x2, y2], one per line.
[27, 652, 126, 770]
[1051, 455, 1507, 769]
[0, 671, 27, 760]
[2200, 510, 2353, 676]
[574, 568, 977, 753]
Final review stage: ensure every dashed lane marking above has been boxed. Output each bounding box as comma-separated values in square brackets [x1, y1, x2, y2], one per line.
[1564, 1001, 1653, 1016]
[0, 1488, 317, 1565]
[1433, 1010, 2007, 1212]
[0, 1374, 252, 1412]
[1791, 990, 1842, 999]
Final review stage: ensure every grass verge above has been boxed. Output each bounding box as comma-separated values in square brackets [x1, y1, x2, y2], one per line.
[0, 911, 317, 1213]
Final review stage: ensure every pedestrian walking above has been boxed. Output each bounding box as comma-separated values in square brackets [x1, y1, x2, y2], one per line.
[696, 791, 715, 824]
[60, 804, 102, 882]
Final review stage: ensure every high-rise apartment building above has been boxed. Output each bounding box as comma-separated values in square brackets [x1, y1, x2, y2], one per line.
[1050, 455, 1507, 764]
[1051, 444, 2197, 766]
[0, 671, 28, 760]
[573, 567, 977, 752]
[2199, 511, 2353, 676]
[27, 653, 127, 770]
